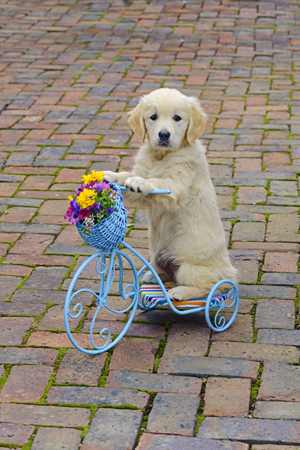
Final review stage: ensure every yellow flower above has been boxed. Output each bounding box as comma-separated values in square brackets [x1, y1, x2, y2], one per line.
[91, 170, 104, 182]
[77, 189, 96, 209]
[81, 170, 104, 185]
[81, 173, 93, 184]
[68, 195, 73, 205]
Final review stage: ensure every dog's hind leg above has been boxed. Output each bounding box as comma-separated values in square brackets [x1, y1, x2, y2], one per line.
[142, 271, 170, 284]
[142, 257, 171, 284]
[168, 263, 235, 301]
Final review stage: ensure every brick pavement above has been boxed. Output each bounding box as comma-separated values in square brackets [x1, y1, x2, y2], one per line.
[0, 0, 300, 448]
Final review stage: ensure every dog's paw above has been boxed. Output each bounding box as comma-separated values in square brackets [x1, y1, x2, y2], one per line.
[142, 271, 157, 284]
[124, 177, 151, 196]
[168, 286, 188, 302]
[103, 171, 118, 184]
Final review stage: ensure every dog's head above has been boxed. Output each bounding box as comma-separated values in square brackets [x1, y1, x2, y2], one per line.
[128, 88, 207, 151]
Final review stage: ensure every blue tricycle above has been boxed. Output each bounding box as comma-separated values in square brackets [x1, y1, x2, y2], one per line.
[64, 184, 239, 354]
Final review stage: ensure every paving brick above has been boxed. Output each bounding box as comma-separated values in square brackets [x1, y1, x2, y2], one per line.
[85, 302, 127, 321]
[258, 362, 300, 401]
[82, 319, 165, 339]
[0, 365, 53, 403]
[47, 386, 149, 409]
[55, 169, 84, 183]
[31, 427, 82, 450]
[81, 409, 143, 450]
[255, 300, 295, 329]
[254, 401, 300, 420]
[209, 342, 299, 363]
[0, 182, 19, 197]
[137, 434, 249, 450]
[237, 187, 266, 204]
[21, 175, 54, 190]
[0, 347, 57, 365]
[55, 349, 106, 385]
[270, 181, 298, 196]
[233, 259, 259, 284]
[0, 223, 61, 234]
[36, 305, 84, 331]
[162, 323, 210, 357]
[261, 272, 300, 285]
[0, 317, 35, 345]
[109, 337, 160, 373]
[263, 252, 299, 272]
[239, 284, 296, 300]
[0, 302, 45, 318]
[257, 329, 300, 347]
[147, 393, 200, 436]
[0, 275, 23, 300]
[204, 378, 251, 418]
[23, 266, 68, 289]
[0, 264, 32, 276]
[26, 331, 109, 349]
[232, 222, 265, 241]
[197, 417, 300, 444]
[266, 214, 300, 242]
[9, 233, 53, 255]
[38, 200, 68, 216]
[211, 314, 253, 342]
[158, 355, 259, 381]
[253, 446, 297, 450]
[0, 403, 90, 427]
[12, 289, 71, 304]
[106, 370, 202, 394]
[0, 423, 35, 445]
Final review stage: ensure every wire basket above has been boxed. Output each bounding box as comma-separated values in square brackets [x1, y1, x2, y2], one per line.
[76, 182, 127, 250]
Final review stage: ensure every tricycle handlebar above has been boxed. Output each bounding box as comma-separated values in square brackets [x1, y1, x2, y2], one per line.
[120, 187, 171, 194]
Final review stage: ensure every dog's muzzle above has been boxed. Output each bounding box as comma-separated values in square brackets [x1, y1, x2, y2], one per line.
[158, 130, 170, 147]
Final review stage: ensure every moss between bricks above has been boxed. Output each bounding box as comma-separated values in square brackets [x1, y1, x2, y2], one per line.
[249, 362, 264, 417]
[194, 378, 207, 436]
[135, 393, 156, 446]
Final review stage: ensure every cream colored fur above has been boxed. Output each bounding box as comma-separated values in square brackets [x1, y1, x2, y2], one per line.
[104, 88, 237, 300]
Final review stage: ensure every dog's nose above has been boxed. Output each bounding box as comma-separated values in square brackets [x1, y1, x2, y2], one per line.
[158, 131, 170, 140]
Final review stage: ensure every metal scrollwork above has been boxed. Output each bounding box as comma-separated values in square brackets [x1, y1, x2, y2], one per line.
[64, 243, 240, 354]
[64, 248, 140, 355]
[205, 280, 239, 333]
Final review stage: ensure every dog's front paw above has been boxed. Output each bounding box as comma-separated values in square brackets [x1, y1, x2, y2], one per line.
[168, 287, 187, 302]
[124, 177, 151, 196]
[103, 171, 118, 184]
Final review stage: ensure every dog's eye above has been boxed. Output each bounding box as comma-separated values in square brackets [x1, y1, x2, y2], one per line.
[150, 114, 157, 121]
[174, 115, 182, 122]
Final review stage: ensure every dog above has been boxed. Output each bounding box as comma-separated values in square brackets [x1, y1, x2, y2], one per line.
[104, 88, 237, 301]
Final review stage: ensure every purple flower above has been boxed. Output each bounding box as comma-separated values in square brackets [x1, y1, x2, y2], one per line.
[107, 207, 115, 214]
[94, 182, 111, 193]
[64, 206, 80, 224]
[91, 203, 101, 212]
[70, 200, 79, 216]
[76, 184, 86, 196]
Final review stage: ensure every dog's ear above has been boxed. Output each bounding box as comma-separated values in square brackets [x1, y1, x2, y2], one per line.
[128, 99, 146, 142]
[186, 98, 208, 145]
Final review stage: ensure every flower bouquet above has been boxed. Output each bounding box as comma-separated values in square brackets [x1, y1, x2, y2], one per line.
[64, 170, 127, 250]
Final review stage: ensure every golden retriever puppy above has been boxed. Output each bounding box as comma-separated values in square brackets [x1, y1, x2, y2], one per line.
[104, 88, 237, 301]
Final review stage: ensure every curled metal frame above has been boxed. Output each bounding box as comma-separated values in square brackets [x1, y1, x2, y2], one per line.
[205, 280, 239, 332]
[125, 242, 239, 332]
[64, 248, 139, 355]
[64, 187, 239, 354]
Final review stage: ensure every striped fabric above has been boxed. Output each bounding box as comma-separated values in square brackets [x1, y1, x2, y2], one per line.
[140, 284, 207, 308]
